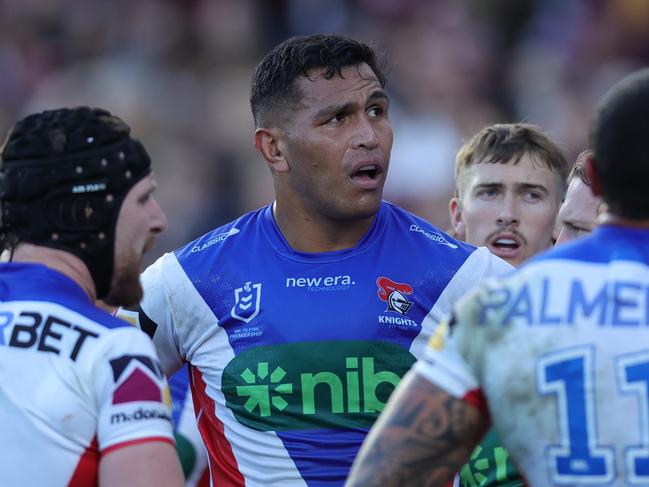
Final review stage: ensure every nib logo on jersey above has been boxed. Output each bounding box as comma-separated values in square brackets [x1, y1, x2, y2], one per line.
[376, 277, 419, 328]
[222, 341, 416, 431]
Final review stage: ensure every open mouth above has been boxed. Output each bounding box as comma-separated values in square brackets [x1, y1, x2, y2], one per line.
[491, 237, 520, 251]
[349, 164, 383, 190]
[351, 165, 380, 181]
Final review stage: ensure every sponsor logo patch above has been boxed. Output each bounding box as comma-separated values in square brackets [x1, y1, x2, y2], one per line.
[221, 340, 416, 431]
[231, 281, 262, 323]
[72, 181, 107, 194]
[409, 224, 458, 248]
[0, 311, 14, 346]
[110, 355, 166, 405]
[110, 407, 172, 424]
[191, 227, 240, 253]
[376, 277, 414, 316]
[285, 274, 354, 292]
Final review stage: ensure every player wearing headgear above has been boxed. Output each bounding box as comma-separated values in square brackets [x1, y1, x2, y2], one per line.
[0, 107, 183, 486]
[347, 67, 649, 486]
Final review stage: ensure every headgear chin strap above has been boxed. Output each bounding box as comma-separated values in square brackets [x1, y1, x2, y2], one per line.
[0, 116, 151, 298]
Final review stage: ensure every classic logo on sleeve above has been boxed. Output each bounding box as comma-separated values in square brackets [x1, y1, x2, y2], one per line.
[110, 355, 169, 405]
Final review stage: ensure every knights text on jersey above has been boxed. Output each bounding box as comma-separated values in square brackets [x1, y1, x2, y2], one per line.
[138, 201, 512, 486]
[0, 263, 175, 486]
[416, 225, 649, 486]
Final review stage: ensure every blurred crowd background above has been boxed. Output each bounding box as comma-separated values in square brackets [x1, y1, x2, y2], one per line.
[1, 0, 648, 264]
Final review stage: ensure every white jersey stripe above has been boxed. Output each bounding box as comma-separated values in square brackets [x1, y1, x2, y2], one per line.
[410, 246, 512, 359]
[153, 253, 306, 486]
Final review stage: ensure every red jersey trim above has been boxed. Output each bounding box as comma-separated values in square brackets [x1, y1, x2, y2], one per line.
[191, 365, 245, 487]
[68, 436, 99, 487]
[101, 436, 175, 456]
[462, 387, 489, 413]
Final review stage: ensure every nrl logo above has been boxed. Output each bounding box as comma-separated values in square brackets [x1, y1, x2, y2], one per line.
[231, 281, 262, 323]
[376, 277, 414, 316]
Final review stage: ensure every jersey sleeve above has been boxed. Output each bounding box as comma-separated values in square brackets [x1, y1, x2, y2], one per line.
[431, 246, 513, 323]
[414, 285, 491, 413]
[472, 246, 515, 280]
[93, 327, 175, 453]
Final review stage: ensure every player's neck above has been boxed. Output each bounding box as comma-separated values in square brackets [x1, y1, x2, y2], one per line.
[272, 201, 376, 253]
[11, 243, 97, 300]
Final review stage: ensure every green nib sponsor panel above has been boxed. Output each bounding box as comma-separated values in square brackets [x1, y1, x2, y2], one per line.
[459, 429, 524, 487]
[222, 340, 416, 431]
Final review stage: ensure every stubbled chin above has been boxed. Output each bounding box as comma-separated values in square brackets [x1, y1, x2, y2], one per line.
[488, 245, 523, 265]
[103, 259, 144, 308]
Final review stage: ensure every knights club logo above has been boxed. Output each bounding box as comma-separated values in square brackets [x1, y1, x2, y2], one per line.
[376, 277, 414, 316]
[231, 281, 262, 323]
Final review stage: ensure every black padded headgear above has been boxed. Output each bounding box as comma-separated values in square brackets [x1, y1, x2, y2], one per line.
[0, 107, 151, 298]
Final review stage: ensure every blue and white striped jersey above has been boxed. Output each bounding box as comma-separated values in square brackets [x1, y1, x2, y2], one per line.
[137, 201, 511, 486]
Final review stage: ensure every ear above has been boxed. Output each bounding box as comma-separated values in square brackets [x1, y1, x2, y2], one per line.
[584, 155, 603, 198]
[449, 197, 465, 239]
[254, 128, 289, 173]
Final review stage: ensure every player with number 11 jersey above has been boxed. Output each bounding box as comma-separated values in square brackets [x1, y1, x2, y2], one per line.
[417, 224, 649, 485]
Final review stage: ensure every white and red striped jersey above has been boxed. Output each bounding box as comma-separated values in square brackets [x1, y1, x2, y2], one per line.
[0, 263, 175, 486]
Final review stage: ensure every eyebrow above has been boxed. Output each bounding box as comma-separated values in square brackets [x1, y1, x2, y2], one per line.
[313, 90, 389, 121]
[471, 182, 550, 195]
[473, 182, 503, 192]
[516, 182, 549, 195]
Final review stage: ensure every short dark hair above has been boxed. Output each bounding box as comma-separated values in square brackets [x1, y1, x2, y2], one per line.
[568, 149, 593, 186]
[250, 34, 385, 128]
[591, 68, 649, 219]
[454, 123, 568, 199]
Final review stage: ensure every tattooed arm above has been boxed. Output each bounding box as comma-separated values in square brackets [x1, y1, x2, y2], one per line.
[346, 370, 490, 487]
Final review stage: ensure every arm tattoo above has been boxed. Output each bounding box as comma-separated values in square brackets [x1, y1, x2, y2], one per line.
[347, 372, 489, 487]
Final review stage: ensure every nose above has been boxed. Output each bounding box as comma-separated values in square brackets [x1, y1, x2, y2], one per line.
[149, 197, 168, 235]
[351, 116, 380, 150]
[496, 194, 519, 227]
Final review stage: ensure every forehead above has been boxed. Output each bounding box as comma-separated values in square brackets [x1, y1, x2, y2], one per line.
[560, 178, 598, 218]
[462, 154, 561, 192]
[295, 63, 384, 110]
[124, 172, 155, 198]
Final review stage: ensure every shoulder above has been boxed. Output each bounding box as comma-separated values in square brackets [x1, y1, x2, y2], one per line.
[381, 201, 475, 253]
[528, 239, 601, 265]
[74, 301, 136, 331]
[49, 301, 158, 365]
[140, 206, 270, 285]
[97, 325, 162, 364]
[174, 206, 267, 261]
